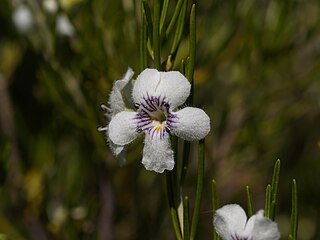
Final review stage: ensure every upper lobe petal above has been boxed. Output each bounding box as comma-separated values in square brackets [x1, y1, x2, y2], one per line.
[132, 69, 190, 109]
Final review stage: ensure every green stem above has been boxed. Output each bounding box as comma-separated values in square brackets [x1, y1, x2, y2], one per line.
[212, 179, 220, 240]
[180, 141, 190, 186]
[183, 196, 190, 240]
[190, 139, 205, 240]
[166, 172, 183, 240]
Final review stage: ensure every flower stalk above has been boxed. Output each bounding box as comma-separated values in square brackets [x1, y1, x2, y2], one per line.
[212, 179, 220, 240]
[190, 138, 205, 240]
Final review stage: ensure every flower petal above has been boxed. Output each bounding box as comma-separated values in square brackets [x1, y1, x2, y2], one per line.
[109, 68, 134, 115]
[244, 210, 280, 240]
[141, 133, 174, 173]
[171, 107, 210, 141]
[108, 111, 139, 145]
[132, 68, 161, 104]
[157, 71, 191, 108]
[213, 204, 247, 240]
[109, 141, 127, 166]
[132, 69, 191, 109]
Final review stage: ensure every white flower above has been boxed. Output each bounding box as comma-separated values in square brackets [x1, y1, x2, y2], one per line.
[56, 14, 74, 36]
[106, 68, 210, 173]
[12, 5, 33, 33]
[43, 0, 58, 14]
[98, 68, 134, 166]
[213, 204, 280, 240]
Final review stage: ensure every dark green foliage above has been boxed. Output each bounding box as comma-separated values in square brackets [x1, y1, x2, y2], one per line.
[0, 0, 318, 239]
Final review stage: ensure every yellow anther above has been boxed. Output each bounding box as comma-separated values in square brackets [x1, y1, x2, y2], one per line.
[155, 125, 163, 132]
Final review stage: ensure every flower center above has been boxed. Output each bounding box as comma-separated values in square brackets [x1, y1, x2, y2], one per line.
[149, 109, 166, 123]
[134, 94, 178, 139]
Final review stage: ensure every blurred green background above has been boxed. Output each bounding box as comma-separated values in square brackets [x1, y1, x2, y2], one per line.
[0, 0, 320, 239]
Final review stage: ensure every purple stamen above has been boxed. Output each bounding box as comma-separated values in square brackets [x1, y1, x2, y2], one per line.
[134, 93, 178, 139]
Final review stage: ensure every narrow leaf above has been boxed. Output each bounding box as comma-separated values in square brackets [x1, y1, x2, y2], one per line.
[153, 0, 161, 69]
[246, 185, 254, 217]
[187, 4, 196, 106]
[170, 0, 187, 59]
[142, 1, 153, 43]
[165, 0, 184, 38]
[270, 159, 281, 220]
[264, 184, 271, 218]
[180, 59, 186, 74]
[289, 179, 298, 240]
[140, 6, 148, 71]
[160, 0, 169, 35]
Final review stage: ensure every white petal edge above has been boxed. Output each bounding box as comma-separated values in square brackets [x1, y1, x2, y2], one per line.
[109, 141, 127, 166]
[246, 210, 280, 240]
[213, 204, 248, 240]
[141, 133, 174, 173]
[108, 111, 139, 145]
[132, 68, 160, 104]
[172, 107, 210, 141]
[109, 68, 134, 115]
[156, 71, 191, 109]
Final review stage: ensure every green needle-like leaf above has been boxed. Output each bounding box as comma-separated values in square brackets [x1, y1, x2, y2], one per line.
[290, 179, 298, 240]
[160, 0, 169, 35]
[190, 139, 205, 240]
[153, 0, 161, 69]
[170, 0, 187, 60]
[212, 179, 220, 240]
[183, 196, 190, 240]
[187, 4, 196, 105]
[270, 159, 281, 220]
[246, 185, 254, 217]
[264, 184, 271, 218]
[165, 0, 184, 38]
[180, 59, 186, 74]
[142, 1, 153, 43]
[140, 6, 148, 72]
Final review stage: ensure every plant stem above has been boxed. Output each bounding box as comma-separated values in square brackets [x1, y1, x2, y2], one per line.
[183, 196, 190, 240]
[190, 139, 205, 240]
[212, 179, 220, 240]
